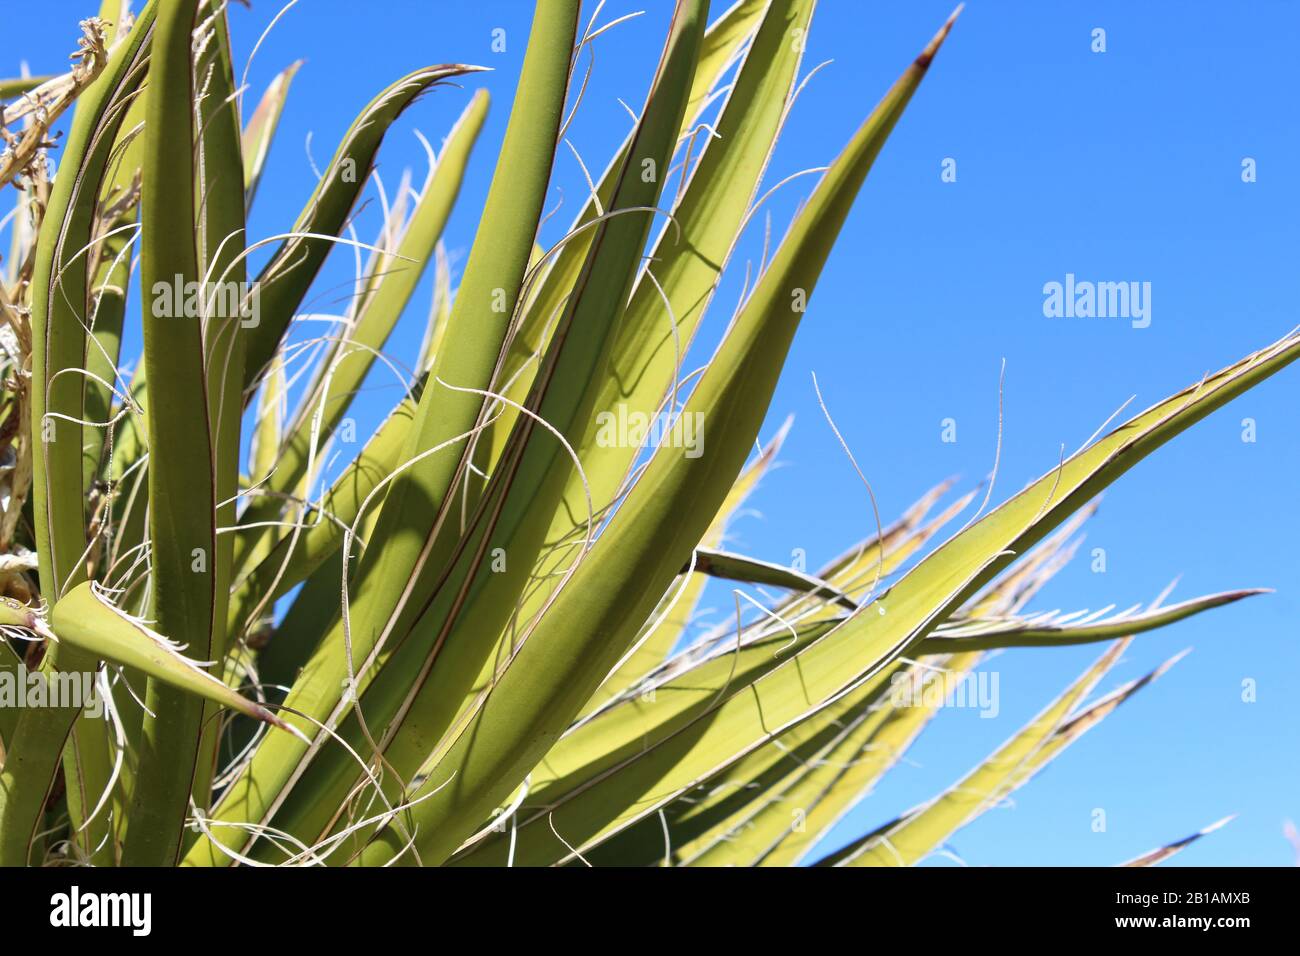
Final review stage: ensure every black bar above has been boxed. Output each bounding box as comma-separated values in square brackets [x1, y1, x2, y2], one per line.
[2, 865, 1292, 941]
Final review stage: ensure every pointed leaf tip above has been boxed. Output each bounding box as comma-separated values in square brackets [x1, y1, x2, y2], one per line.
[916, 5, 962, 69]
[252, 705, 293, 732]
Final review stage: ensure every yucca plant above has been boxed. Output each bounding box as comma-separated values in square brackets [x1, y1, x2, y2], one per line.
[0, 0, 1292, 868]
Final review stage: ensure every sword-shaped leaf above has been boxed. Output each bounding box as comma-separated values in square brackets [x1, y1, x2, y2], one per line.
[231, 89, 488, 582]
[397, 9, 962, 868]
[0, 2, 156, 868]
[182, 0, 582, 867]
[1120, 816, 1234, 867]
[242, 60, 303, 215]
[918, 589, 1266, 654]
[449, 323, 1300, 867]
[45, 585, 287, 729]
[239, 0, 710, 866]
[816, 641, 1128, 866]
[241, 62, 484, 389]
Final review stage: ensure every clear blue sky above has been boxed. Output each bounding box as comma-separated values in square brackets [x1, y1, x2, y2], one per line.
[11, 0, 1299, 866]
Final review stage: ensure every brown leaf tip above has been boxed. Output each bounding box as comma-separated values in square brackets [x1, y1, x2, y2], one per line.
[915, 4, 963, 70]
[253, 704, 294, 732]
